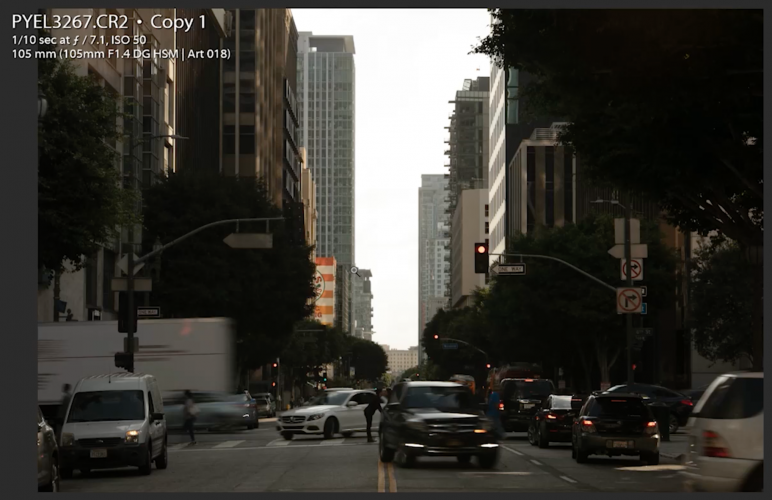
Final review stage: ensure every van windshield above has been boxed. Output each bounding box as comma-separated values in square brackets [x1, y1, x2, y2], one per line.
[67, 390, 145, 423]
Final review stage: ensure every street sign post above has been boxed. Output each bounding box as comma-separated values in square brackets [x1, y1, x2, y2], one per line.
[616, 287, 643, 314]
[118, 254, 145, 276]
[620, 259, 644, 281]
[443, 343, 459, 350]
[137, 306, 161, 319]
[223, 233, 273, 249]
[615, 218, 641, 245]
[494, 264, 527, 275]
[608, 244, 648, 259]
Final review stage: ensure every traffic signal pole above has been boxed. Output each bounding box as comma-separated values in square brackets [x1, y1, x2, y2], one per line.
[624, 203, 634, 385]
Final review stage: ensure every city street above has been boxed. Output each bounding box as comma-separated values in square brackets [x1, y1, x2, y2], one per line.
[61, 419, 691, 493]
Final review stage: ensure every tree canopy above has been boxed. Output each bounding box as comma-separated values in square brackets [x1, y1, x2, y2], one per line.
[38, 52, 137, 274]
[281, 320, 348, 386]
[349, 338, 388, 383]
[142, 169, 316, 371]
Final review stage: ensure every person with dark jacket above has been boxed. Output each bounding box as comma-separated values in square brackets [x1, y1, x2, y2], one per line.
[364, 388, 384, 443]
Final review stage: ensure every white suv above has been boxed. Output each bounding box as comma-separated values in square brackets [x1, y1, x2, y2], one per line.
[682, 372, 763, 492]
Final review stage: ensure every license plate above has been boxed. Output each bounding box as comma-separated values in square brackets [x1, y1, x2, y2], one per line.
[90, 449, 108, 458]
[447, 440, 462, 447]
[522, 403, 534, 409]
[611, 441, 629, 449]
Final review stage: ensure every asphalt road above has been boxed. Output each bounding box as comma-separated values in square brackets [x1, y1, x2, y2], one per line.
[60, 421, 691, 493]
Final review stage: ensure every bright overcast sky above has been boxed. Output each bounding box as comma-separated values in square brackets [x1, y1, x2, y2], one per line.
[292, 9, 492, 350]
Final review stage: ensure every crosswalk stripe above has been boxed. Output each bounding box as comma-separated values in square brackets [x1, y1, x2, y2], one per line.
[169, 443, 188, 451]
[319, 438, 345, 446]
[267, 439, 292, 447]
[213, 440, 244, 449]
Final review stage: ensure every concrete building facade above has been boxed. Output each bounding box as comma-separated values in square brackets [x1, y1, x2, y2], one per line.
[382, 346, 420, 376]
[451, 189, 488, 308]
[352, 269, 374, 340]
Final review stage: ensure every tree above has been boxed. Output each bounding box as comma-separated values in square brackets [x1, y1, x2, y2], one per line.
[38, 47, 137, 275]
[481, 215, 678, 389]
[281, 320, 348, 391]
[142, 169, 316, 375]
[474, 10, 763, 369]
[690, 235, 754, 365]
[349, 338, 388, 383]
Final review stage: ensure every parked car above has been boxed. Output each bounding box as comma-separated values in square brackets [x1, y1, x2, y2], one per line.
[255, 397, 273, 418]
[604, 383, 694, 434]
[165, 391, 252, 431]
[684, 384, 711, 404]
[528, 395, 576, 448]
[572, 392, 660, 465]
[38, 406, 60, 492]
[252, 393, 276, 417]
[499, 378, 556, 432]
[276, 390, 381, 440]
[682, 372, 763, 492]
[58, 373, 168, 478]
[378, 381, 499, 469]
[231, 393, 259, 429]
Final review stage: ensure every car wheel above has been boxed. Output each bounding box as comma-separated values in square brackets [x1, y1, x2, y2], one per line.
[576, 445, 589, 464]
[155, 438, 169, 470]
[247, 424, 255, 430]
[323, 418, 338, 440]
[571, 441, 577, 459]
[139, 444, 153, 475]
[378, 431, 395, 463]
[478, 452, 499, 469]
[527, 424, 537, 446]
[641, 451, 659, 466]
[537, 424, 549, 448]
[60, 467, 73, 480]
[395, 444, 415, 469]
[457, 455, 472, 464]
[281, 432, 293, 441]
[741, 465, 763, 492]
[669, 414, 679, 434]
[41, 460, 60, 492]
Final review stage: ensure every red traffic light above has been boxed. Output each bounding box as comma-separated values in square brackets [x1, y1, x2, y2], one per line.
[476, 244, 487, 254]
[632, 364, 637, 371]
[272, 362, 278, 368]
[486, 363, 491, 369]
[271, 381, 276, 387]
[433, 334, 439, 340]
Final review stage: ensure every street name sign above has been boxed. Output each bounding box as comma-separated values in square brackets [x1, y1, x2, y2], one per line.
[137, 307, 161, 319]
[117, 254, 145, 276]
[111, 278, 153, 292]
[443, 343, 459, 350]
[620, 259, 644, 281]
[223, 233, 273, 249]
[608, 244, 649, 259]
[496, 264, 527, 275]
[615, 218, 641, 245]
[616, 287, 643, 314]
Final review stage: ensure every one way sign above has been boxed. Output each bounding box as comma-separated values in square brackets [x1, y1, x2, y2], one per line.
[621, 259, 644, 281]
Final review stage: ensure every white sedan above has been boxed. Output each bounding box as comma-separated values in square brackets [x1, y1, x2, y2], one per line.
[277, 390, 382, 440]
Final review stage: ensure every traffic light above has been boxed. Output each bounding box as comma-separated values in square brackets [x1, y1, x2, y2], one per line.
[322, 372, 327, 383]
[474, 242, 488, 274]
[486, 363, 491, 369]
[114, 352, 133, 372]
[117, 292, 137, 334]
[433, 334, 439, 340]
[270, 361, 279, 377]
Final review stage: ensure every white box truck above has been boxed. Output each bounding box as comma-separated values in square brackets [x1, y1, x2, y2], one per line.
[38, 318, 235, 418]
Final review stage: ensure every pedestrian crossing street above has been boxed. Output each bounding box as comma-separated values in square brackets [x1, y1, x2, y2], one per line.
[169, 436, 376, 452]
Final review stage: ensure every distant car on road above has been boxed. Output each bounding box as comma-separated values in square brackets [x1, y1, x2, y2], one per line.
[252, 393, 276, 417]
[164, 391, 253, 431]
[604, 383, 694, 434]
[38, 406, 60, 492]
[276, 390, 381, 440]
[572, 392, 661, 465]
[231, 392, 259, 429]
[528, 395, 576, 448]
[378, 381, 500, 469]
[255, 397, 273, 418]
[499, 378, 556, 432]
[682, 372, 763, 492]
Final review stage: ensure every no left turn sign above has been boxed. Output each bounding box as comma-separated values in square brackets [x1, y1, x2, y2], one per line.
[617, 287, 643, 314]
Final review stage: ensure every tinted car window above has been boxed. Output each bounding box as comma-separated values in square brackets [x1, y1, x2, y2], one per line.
[502, 380, 553, 399]
[403, 386, 474, 410]
[698, 377, 763, 420]
[653, 387, 682, 399]
[307, 392, 350, 406]
[256, 398, 269, 405]
[68, 390, 145, 423]
[587, 397, 651, 418]
[351, 393, 371, 405]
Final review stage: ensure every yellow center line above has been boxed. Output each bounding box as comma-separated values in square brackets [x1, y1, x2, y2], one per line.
[377, 459, 385, 492]
[387, 462, 397, 492]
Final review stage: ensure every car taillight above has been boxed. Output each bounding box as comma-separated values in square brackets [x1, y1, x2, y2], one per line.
[702, 430, 731, 458]
[646, 421, 657, 428]
[581, 420, 596, 433]
[681, 399, 694, 406]
[498, 402, 504, 410]
[546, 414, 557, 420]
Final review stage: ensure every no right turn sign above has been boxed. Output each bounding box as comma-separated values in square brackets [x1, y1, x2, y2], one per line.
[616, 287, 643, 314]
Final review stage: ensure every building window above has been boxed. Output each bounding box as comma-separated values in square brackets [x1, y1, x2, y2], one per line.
[224, 82, 235, 113]
[240, 125, 255, 155]
[484, 204, 489, 218]
[485, 222, 489, 234]
[224, 125, 235, 155]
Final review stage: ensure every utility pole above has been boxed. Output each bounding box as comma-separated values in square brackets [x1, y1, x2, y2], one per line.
[624, 200, 634, 385]
[125, 111, 137, 374]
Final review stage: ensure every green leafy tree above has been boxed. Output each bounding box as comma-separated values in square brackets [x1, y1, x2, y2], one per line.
[690, 236, 754, 365]
[281, 320, 347, 391]
[481, 215, 678, 389]
[38, 47, 137, 275]
[349, 338, 388, 383]
[421, 303, 491, 380]
[474, 9, 763, 369]
[141, 169, 316, 376]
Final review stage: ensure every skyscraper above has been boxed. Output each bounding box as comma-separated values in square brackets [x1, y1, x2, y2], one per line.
[352, 269, 374, 339]
[418, 174, 450, 352]
[296, 33, 356, 269]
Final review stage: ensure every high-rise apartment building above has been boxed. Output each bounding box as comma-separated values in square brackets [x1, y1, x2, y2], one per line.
[296, 33, 356, 268]
[352, 269, 374, 339]
[418, 175, 450, 350]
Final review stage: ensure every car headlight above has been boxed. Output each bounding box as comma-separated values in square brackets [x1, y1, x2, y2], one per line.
[406, 419, 427, 432]
[125, 430, 140, 444]
[307, 413, 325, 421]
[60, 432, 74, 447]
[478, 419, 493, 433]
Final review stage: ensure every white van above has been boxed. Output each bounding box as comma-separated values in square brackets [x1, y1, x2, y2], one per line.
[59, 373, 168, 478]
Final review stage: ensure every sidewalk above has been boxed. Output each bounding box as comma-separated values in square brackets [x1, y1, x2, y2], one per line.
[660, 431, 690, 461]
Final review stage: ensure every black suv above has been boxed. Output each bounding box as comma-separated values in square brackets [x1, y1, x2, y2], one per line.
[499, 378, 556, 432]
[604, 383, 694, 434]
[572, 393, 661, 465]
[528, 395, 578, 448]
[378, 381, 499, 469]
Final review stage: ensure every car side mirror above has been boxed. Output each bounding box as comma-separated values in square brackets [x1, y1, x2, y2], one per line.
[151, 412, 165, 421]
[346, 401, 358, 407]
